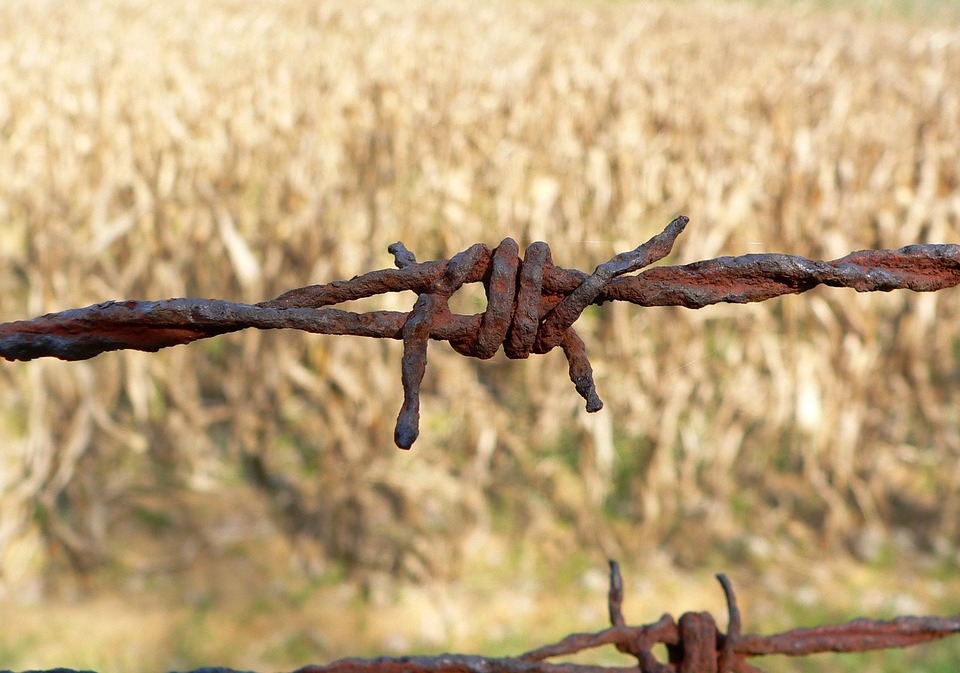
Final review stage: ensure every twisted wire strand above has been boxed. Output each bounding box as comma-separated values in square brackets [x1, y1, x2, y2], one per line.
[3, 216, 960, 449]
[10, 565, 960, 673]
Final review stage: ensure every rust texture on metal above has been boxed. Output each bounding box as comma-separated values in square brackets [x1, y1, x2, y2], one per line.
[14, 562, 960, 673]
[3, 216, 960, 448]
[516, 562, 960, 673]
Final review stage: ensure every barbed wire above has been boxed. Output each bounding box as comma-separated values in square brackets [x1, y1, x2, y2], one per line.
[5, 561, 959, 673]
[2, 216, 959, 449]
[3, 222, 960, 670]
[520, 562, 960, 672]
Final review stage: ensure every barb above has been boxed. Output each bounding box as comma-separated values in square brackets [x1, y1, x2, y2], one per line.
[519, 562, 960, 673]
[14, 562, 960, 673]
[2, 216, 960, 448]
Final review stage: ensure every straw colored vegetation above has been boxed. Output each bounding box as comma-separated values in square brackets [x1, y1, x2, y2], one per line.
[0, 0, 959, 670]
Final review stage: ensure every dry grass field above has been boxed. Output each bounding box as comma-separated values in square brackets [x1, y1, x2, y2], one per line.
[0, 0, 959, 670]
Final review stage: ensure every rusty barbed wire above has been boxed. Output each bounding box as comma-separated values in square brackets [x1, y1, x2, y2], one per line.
[8, 561, 960, 673]
[520, 561, 960, 673]
[2, 216, 960, 448]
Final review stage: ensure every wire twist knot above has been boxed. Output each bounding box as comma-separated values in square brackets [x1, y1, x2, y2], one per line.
[389, 215, 688, 448]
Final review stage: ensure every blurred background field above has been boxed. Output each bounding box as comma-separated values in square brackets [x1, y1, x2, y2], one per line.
[1, 0, 959, 670]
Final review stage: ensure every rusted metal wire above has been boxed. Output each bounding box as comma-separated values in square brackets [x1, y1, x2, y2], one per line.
[10, 561, 960, 673]
[2, 216, 960, 448]
[531, 562, 960, 672]
[520, 561, 960, 672]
